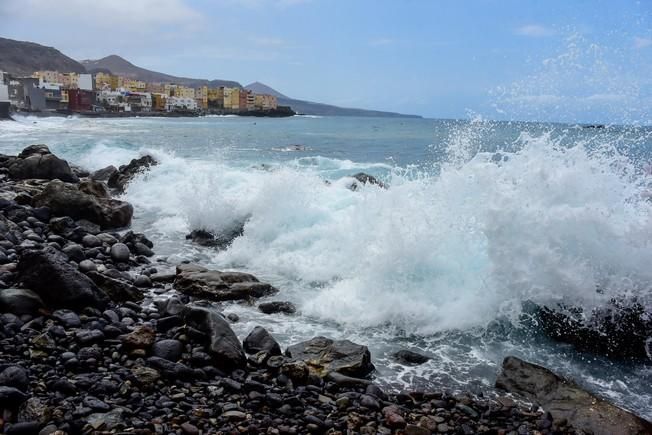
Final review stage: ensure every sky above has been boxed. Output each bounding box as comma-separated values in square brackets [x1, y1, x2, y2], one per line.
[1, 0, 651, 123]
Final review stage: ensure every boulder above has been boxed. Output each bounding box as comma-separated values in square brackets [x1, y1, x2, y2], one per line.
[347, 173, 387, 191]
[174, 264, 277, 302]
[8, 146, 78, 183]
[17, 144, 50, 159]
[392, 349, 431, 365]
[108, 155, 157, 192]
[182, 305, 246, 370]
[110, 243, 131, 263]
[243, 326, 282, 356]
[496, 356, 652, 435]
[0, 386, 29, 408]
[0, 288, 44, 314]
[33, 180, 133, 229]
[285, 336, 374, 378]
[121, 325, 156, 350]
[78, 179, 110, 199]
[152, 339, 184, 362]
[258, 301, 296, 315]
[18, 247, 109, 309]
[185, 224, 244, 249]
[0, 366, 29, 391]
[86, 271, 143, 303]
[531, 300, 652, 361]
[90, 165, 118, 182]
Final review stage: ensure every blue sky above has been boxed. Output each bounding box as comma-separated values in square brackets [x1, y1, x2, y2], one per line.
[1, 0, 651, 123]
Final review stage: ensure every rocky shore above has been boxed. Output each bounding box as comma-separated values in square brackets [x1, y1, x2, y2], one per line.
[0, 145, 651, 434]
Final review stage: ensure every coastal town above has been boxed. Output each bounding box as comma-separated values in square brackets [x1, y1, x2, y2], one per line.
[0, 70, 292, 118]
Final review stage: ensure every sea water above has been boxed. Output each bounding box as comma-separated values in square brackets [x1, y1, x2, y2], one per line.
[1, 114, 651, 418]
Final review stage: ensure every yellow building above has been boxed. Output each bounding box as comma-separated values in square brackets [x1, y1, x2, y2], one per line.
[94, 72, 114, 90]
[151, 93, 167, 111]
[61, 73, 79, 89]
[207, 87, 225, 108]
[33, 70, 63, 84]
[246, 90, 256, 111]
[254, 94, 278, 110]
[147, 83, 166, 94]
[194, 86, 208, 110]
[223, 87, 240, 111]
[126, 80, 146, 92]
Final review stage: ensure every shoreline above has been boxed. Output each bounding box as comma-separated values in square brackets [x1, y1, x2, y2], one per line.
[6, 107, 297, 120]
[0, 145, 650, 434]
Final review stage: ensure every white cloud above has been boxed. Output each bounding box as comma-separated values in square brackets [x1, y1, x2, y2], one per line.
[634, 36, 652, 49]
[2, 0, 201, 28]
[225, 0, 310, 9]
[515, 24, 555, 38]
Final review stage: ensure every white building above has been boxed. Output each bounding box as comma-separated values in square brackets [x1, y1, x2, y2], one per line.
[78, 74, 93, 91]
[166, 96, 197, 112]
[0, 84, 8, 102]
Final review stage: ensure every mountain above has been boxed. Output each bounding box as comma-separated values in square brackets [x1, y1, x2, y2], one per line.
[244, 81, 289, 99]
[81, 55, 241, 88]
[0, 37, 86, 76]
[246, 82, 420, 118]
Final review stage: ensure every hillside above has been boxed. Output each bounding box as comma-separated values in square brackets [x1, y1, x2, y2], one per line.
[246, 82, 420, 118]
[0, 37, 86, 76]
[81, 55, 241, 88]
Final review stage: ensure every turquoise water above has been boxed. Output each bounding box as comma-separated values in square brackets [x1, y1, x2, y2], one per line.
[1, 114, 651, 418]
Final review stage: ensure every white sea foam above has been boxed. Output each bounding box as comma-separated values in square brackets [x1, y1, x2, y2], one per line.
[116, 130, 652, 335]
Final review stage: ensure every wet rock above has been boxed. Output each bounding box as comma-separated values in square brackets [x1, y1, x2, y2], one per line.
[18, 247, 108, 309]
[17, 397, 50, 425]
[286, 336, 374, 378]
[258, 301, 296, 315]
[146, 356, 194, 380]
[78, 179, 110, 199]
[0, 366, 29, 391]
[81, 234, 102, 248]
[78, 259, 97, 273]
[8, 146, 78, 183]
[62, 243, 85, 262]
[133, 275, 151, 288]
[175, 263, 277, 302]
[532, 300, 652, 361]
[6, 421, 41, 435]
[33, 180, 133, 229]
[0, 288, 44, 314]
[90, 165, 118, 181]
[121, 325, 156, 350]
[347, 172, 387, 191]
[131, 365, 160, 388]
[110, 243, 130, 263]
[182, 305, 246, 370]
[496, 356, 652, 435]
[392, 349, 431, 365]
[186, 225, 244, 249]
[108, 155, 158, 193]
[243, 326, 282, 356]
[51, 309, 81, 327]
[87, 271, 143, 303]
[0, 385, 29, 407]
[152, 339, 183, 361]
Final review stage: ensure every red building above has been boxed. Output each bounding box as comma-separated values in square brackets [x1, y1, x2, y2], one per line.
[68, 89, 95, 112]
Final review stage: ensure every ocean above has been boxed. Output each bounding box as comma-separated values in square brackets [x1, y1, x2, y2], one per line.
[1, 114, 652, 418]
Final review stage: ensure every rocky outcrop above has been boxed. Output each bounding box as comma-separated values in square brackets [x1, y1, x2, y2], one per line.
[6, 145, 78, 183]
[529, 299, 652, 361]
[347, 172, 387, 191]
[185, 223, 245, 249]
[392, 349, 431, 365]
[108, 155, 157, 192]
[90, 165, 118, 182]
[174, 264, 277, 302]
[182, 305, 246, 370]
[496, 356, 652, 435]
[258, 301, 296, 315]
[17, 247, 109, 309]
[33, 180, 133, 229]
[87, 271, 143, 303]
[285, 336, 374, 378]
